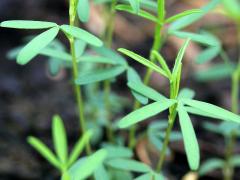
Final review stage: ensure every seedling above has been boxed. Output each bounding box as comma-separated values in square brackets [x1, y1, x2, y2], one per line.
[28, 115, 107, 179]
[117, 39, 240, 174]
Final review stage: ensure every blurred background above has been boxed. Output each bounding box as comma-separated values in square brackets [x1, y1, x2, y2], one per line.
[0, 0, 239, 179]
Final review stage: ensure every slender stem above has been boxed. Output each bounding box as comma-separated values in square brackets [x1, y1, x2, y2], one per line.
[223, 21, 240, 180]
[102, 0, 118, 143]
[156, 109, 176, 172]
[128, 0, 165, 148]
[69, 0, 91, 155]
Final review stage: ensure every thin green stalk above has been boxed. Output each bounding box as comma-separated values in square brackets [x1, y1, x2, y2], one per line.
[102, 0, 118, 143]
[128, 0, 165, 148]
[156, 69, 180, 172]
[223, 21, 240, 180]
[156, 109, 176, 172]
[69, 0, 92, 155]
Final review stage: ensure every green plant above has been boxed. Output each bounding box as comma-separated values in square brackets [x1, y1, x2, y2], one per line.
[28, 115, 107, 179]
[117, 38, 240, 175]
[190, 1, 240, 179]
[1, 0, 240, 179]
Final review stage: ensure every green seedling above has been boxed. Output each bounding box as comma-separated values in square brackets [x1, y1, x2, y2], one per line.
[117, 39, 240, 175]
[28, 115, 107, 180]
[192, 1, 240, 179]
[199, 122, 240, 178]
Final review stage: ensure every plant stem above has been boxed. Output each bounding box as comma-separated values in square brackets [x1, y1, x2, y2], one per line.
[128, 0, 165, 148]
[102, 0, 118, 143]
[69, 0, 91, 155]
[156, 109, 176, 172]
[223, 21, 240, 180]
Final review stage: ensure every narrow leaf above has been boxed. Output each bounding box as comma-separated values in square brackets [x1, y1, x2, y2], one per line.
[27, 136, 61, 169]
[75, 65, 126, 85]
[104, 145, 133, 159]
[106, 158, 151, 173]
[77, 0, 90, 22]
[165, 9, 202, 24]
[152, 50, 171, 78]
[60, 25, 103, 47]
[17, 26, 59, 65]
[196, 46, 221, 64]
[118, 99, 176, 128]
[128, 0, 140, 13]
[0, 20, 58, 29]
[52, 115, 68, 164]
[115, 5, 159, 23]
[127, 67, 148, 105]
[178, 102, 200, 170]
[127, 81, 167, 102]
[41, 48, 72, 61]
[199, 158, 224, 176]
[91, 46, 127, 65]
[170, 31, 219, 46]
[230, 155, 240, 167]
[68, 130, 93, 167]
[68, 149, 107, 180]
[169, 0, 220, 31]
[78, 55, 117, 65]
[195, 63, 235, 81]
[118, 48, 168, 77]
[182, 99, 240, 123]
[172, 39, 190, 79]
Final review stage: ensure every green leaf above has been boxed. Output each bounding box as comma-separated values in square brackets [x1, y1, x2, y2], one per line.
[127, 81, 167, 102]
[77, 0, 90, 22]
[78, 55, 118, 65]
[0, 20, 58, 29]
[178, 88, 195, 100]
[48, 58, 62, 76]
[17, 26, 59, 65]
[170, 31, 219, 46]
[68, 149, 107, 180]
[181, 99, 240, 123]
[203, 122, 221, 134]
[185, 107, 223, 120]
[115, 5, 159, 23]
[222, 0, 240, 20]
[199, 158, 224, 176]
[104, 145, 133, 159]
[195, 63, 235, 81]
[91, 46, 127, 65]
[152, 50, 171, 78]
[41, 48, 72, 61]
[106, 158, 151, 173]
[94, 165, 110, 180]
[165, 9, 202, 24]
[219, 121, 239, 135]
[60, 25, 103, 47]
[118, 99, 176, 128]
[128, 0, 140, 13]
[27, 136, 61, 170]
[169, 0, 220, 31]
[52, 115, 68, 164]
[75, 65, 126, 85]
[178, 102, 200, 170]
[118, 48, 168, 77]
[127, 67, 148, 105]
[172, 39, 190, 80]
[135, 173, 153, 180]
[67, 131, 92, 167]
[196, 46, 221, 64]
[75, 40, 87, 58]
[229, 155, 240, 167]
